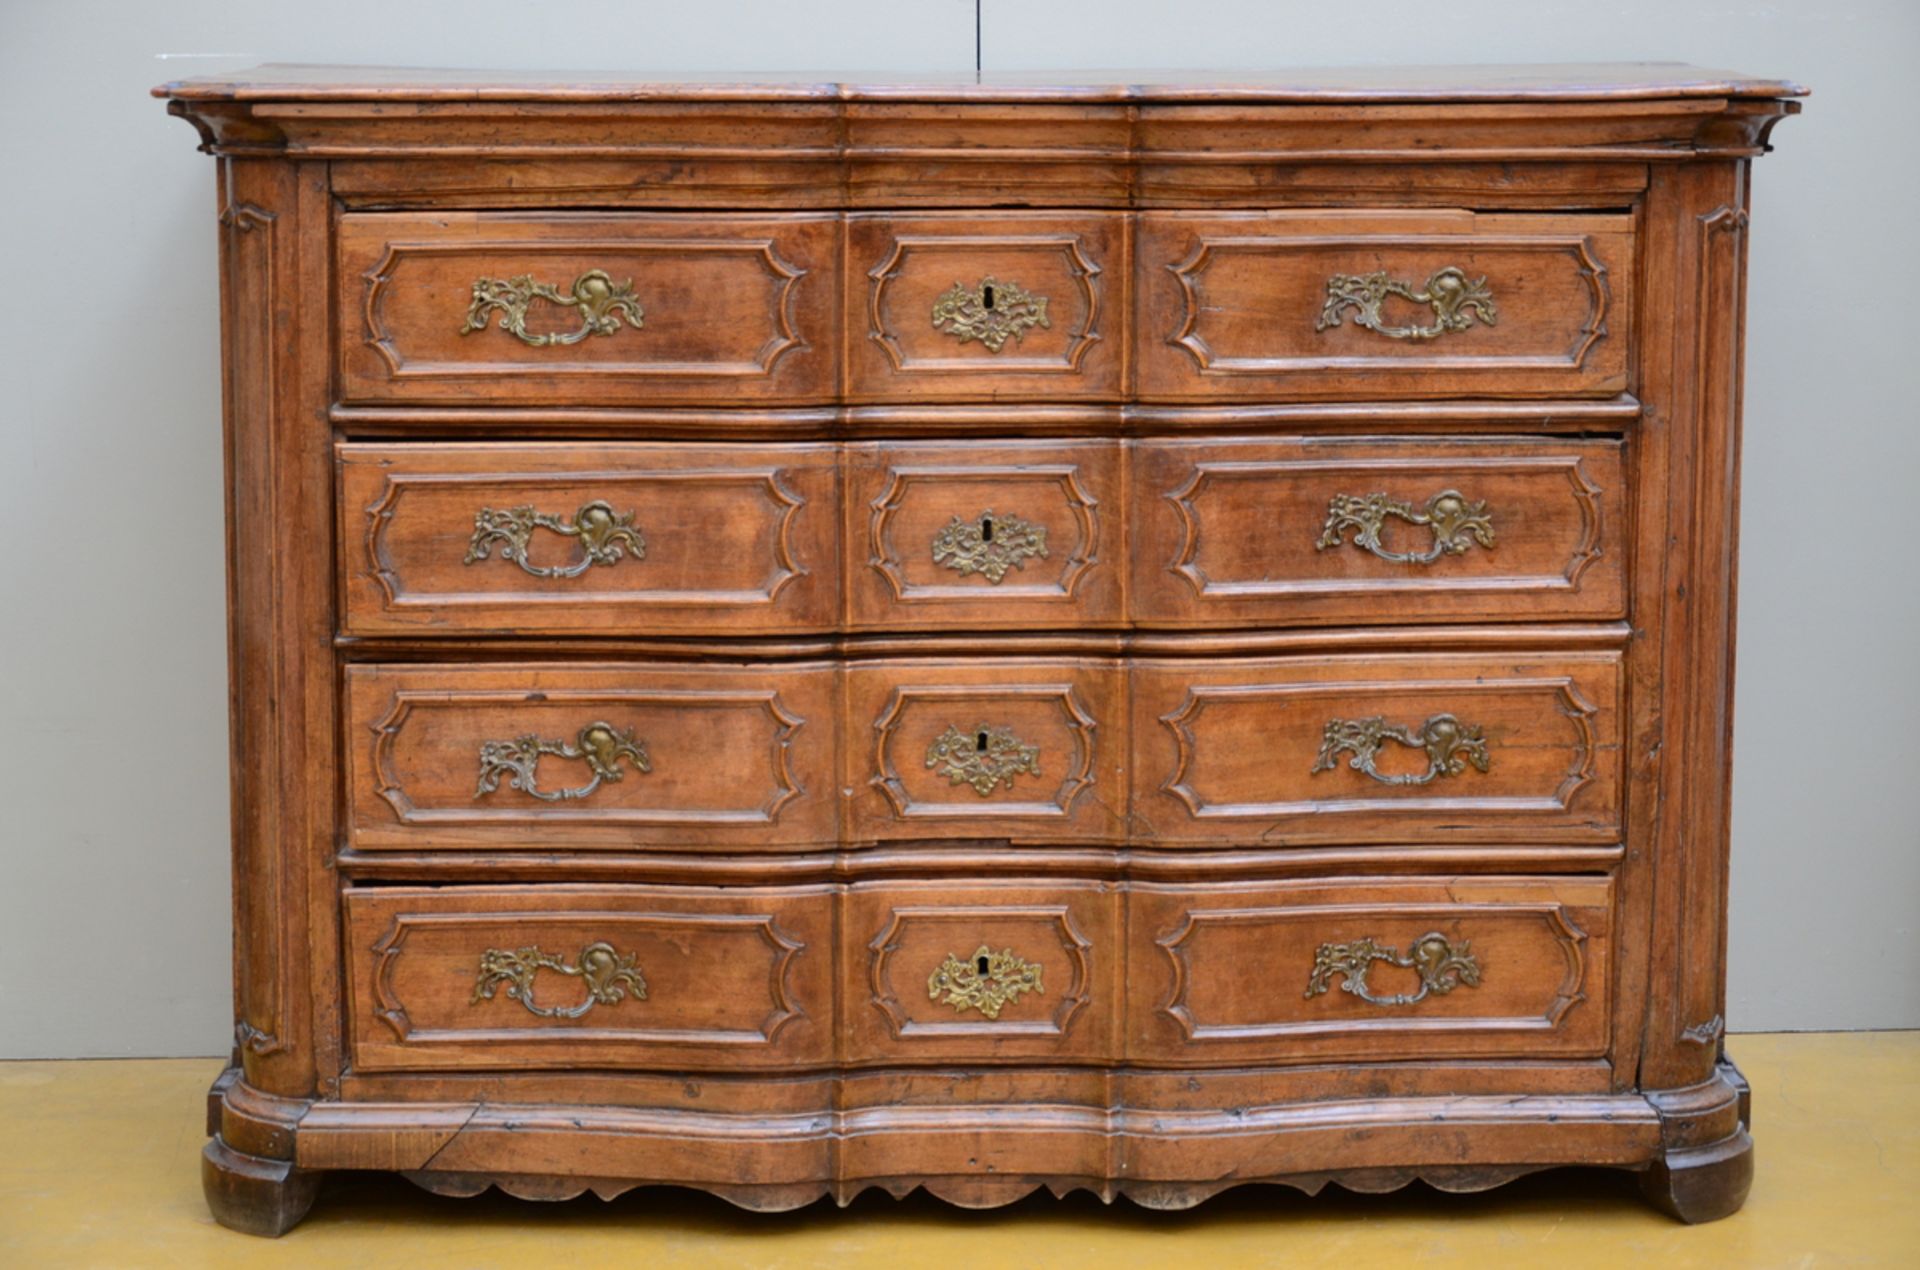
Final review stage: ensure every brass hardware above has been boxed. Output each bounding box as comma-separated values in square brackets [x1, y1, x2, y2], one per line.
[471, 942, 647, 1018]
[926, 724, 1041, 797]
[459, 269, 645, 347]
[1315, 266, 1496, 342]
[929, 510, 1049, 583]
[928, 944, 1044, 1019]
[1317, 490, 1494, 565]
[464, 500, 646, 578]
[930, 276, 1051, 352]
[1311, 714, 1490, 787]
[474, 722, 650, 802]
[1305, 932, 1481, 1007]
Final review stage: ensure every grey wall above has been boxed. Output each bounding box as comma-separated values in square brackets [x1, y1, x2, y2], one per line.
[0, 1, 1912, 1058]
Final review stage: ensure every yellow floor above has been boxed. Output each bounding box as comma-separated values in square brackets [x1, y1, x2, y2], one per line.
[1, 1033, 1915, 1268]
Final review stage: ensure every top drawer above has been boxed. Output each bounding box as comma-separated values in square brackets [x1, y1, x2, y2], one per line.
[336, 213, 840, 405]
[1137, 211, 1633, 401]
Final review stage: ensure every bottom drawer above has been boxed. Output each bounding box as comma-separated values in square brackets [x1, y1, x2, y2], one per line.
[1128, 876, 1612, 1065]
[344, 885, 834, 1071]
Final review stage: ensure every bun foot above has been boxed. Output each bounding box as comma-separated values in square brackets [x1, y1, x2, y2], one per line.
[1638, 1126, 1754, 1223]
[202, 1135, 321, 1236]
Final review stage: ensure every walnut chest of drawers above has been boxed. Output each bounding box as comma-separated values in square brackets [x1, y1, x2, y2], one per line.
[156, 63, 1804, 1234]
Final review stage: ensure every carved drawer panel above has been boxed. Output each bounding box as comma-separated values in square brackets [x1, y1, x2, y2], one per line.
[1132, 436, 1627, 628]
[338, 442, 838, 636]
[345, 663, 837, 850]
[845, 440, 1123, 630]
[1130, 652, 1622, 845]
[849, 213, 1127, 400]
[845, 880, 1119, 1063]
[344, 885, 833, 1071]
[336, 212, 839, 404]
[845, 659, 1126, 843]
[1137, 211, 1632, 400]
[1128, 876, 1611, 1064]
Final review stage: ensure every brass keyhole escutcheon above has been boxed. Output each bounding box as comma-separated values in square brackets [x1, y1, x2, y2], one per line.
[929, 276, 1049, 352]
[929, 510, 1047, 584]
[928, 945, 1045, 1020]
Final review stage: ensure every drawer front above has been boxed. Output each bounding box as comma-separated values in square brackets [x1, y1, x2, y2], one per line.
[345, 886, 833, 1071]
[1131, 652, 1622, 844]
[845, 881, 1118, 1063]
[1129, 877, 1612, 1064]
[339, 443, 838, 636]
[1138, 211, 1632, 400]
[337, 213, 839, 404]
[1132, 437, 1627, 627]
[346, 663, 838, 850]
[846, 440, 1124, 630]
[849, 213, 1127, 400]
[846, 659, 1126, 843]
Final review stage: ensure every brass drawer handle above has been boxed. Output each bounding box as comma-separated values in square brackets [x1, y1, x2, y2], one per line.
[1315, 266, 1496, 342]
[1306, 932, 1480, 1007]
[926, 724, 1041, 796]
[1311, 713, 1489, 786]
[474, 722, 650, 802]
[464, 500, 646, 579]
[1316, 489, 1494, 564]
[471, 941, 647, 1019]
[929, 944, 1044, 1019]
[930, 510, 1049, 583]
[459, 269, 645, 347]
[930, 276, 1050, 352]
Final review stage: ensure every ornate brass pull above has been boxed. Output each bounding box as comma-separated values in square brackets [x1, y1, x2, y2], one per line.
[1311, 714, 1489, 786]
[464, 500, 646, 579]
[474, 722, 650, 802]
[930, 276, 1050, 352]
[926, 724, 1041, 796]
[1305, 932, 1481, 1007]
[1315, 267, 1496, 342]
[929, 944, 1044, 1019]
[459, 269, 645, 347]
[471, 942, 647, 1018]
[1317, 490, 1494, 564]
[930, 510, 1049, 583]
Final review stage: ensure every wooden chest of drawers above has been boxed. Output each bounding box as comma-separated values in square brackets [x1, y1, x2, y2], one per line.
[157, 63, 1803, 1234]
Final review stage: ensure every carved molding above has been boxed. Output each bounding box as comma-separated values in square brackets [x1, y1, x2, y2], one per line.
[869, 684, 1098, 820]
[362, 238, 807, 378]
[866, 235, 1102, 373]
[1166, 234, 1610, 375]
[867, 905, 1092, 1038]
[1157, 903, 1588, 1042]
[363, 468, 805, 609]
[370, 688, 804, 826]
[867, 464, 1098, 601]
[1159, 677, 1599, 820]
[1165, 454, 1607, 601]
[370, 912, 805, 1047]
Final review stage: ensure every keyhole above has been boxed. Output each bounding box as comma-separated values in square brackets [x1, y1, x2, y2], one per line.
[976, 730, 989, 752]
[980, 515, 994, 543]
[982, 284, 996, 310]
[976, 954, 991, 976]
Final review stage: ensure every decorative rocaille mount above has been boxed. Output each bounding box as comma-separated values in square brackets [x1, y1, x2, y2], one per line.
[1316, 490, 1495, 564]
[925, 724, 1042, 796]
[464, 500, 646, 578]
[474, 722, 650, 802]
[459, 269, 645, 347]
[930, 277, 1050, 352]
[1315, 267, 1496, 342]
[471, 942, 648, 1018]
[929, 510, 1049, 583]
[1311, 714, 1491, 786]
[928, 945, 1045, 1019]
[1305, 932, 1482, 1007]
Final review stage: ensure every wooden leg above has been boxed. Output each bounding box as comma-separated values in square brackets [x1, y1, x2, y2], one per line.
[202, 1135, 322, 1237]
[1638, 1127, 1754, 1224]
